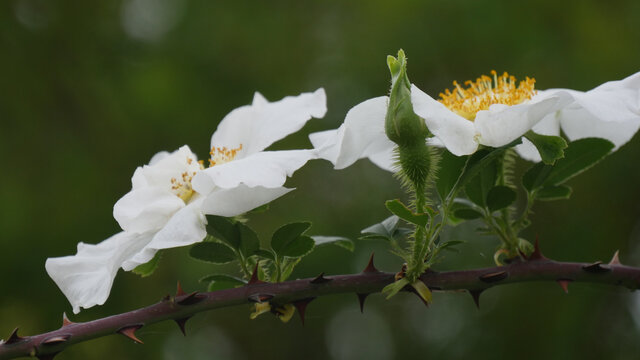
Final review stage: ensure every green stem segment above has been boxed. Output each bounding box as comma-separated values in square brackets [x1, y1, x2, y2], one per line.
[1, 257, 638, 360]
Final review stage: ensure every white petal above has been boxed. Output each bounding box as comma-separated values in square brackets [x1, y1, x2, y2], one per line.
[474, 92, 568, 148]
[192, 149, 315, 192]
[210, 88, 327, 156]
[309, 127, 343, 165]
[201, 185, 293, 217]
[131, 145, 200, 190]
[514, 113, 561, 162]
[411, 84, 478, 156]
[45, 231, 153, 313]
[121, 198, 207, 271]
[559, 106, 640, 149]
[113, 187, 185, 233]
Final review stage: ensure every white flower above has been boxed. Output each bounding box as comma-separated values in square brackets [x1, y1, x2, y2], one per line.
[46, 88, 327, 313]
[516, 71, 640, 162]
[310, 72, 571, 172]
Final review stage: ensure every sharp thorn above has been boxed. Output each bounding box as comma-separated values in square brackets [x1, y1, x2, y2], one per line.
[557, 279, 572, 294]
[248, 263, 264, 285]
[42, 335, 70, 346]
[248, 293, 274, 303]
[356, 293, 369, 313]
[62, 312, 73, 327]
[4, 327, 24, 344]
[582, 261, 611, 273]
[468, 289, 482, 309]
[479, 270, 509, 283]
[609, 250, 622, 265]
[362, 253, 379, 273]
[528, 236, 548, 261]
[117, 325, 144, 344]
[310, 272, 333, 284]
[174, 317, 191, 336]
[293, 298, 315, 326]
[176, 291, 205, 306]
[176, 281, 186, 297]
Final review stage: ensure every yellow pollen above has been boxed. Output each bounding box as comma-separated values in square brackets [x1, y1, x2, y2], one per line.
[209, 144, 243, 167]
[438, 70, 537, 120]
[169, 157, 203, 202]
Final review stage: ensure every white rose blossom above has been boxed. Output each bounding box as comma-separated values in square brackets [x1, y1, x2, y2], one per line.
[310, 71, 572, 171]
[46, 88, 327, 313]
[516, 71, 640, 162]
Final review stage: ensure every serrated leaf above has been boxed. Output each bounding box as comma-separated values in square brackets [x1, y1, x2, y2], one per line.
[543, 138, 614, 186]
[524, 131, 568, 165]
[522, 162, 552, 192]
[536, 185, 572, 201]
[237, 222, 260, 257]
[200, 274, 246, 291]
[436, 150, 468, 201]
[453, 208, 483, 220]
[465, 156, 498, 207]
[385, 199, 430, 227]
[205, 215, 240, 250]
[189, 242, 237, 264]
[276, 235, 315, 258]
[271, 222, 312, 255]
[486, 185, 517, 212]
[254, 249, 276, 260]
[132, 251, 162, 277]
[312, 236, 355, 251]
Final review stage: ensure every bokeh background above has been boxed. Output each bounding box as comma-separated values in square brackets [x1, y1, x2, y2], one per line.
[2, 0, 640, 359]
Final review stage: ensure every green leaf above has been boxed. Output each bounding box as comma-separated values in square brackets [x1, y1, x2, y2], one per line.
[254, 249, 276, 260]
[382, 278, 410, 299]
[200, 274, 246, 291]
[279, 258, 302, 281]
[523, 138, 614, 192]
[237, 222, 260, 257]
[453, 207, 483, 220]
[276, 235, 315, 258]
[437, 240, 465, 253]
[361, 216, 400, 239]
[385, 199, 430, 227]
[436, 150, 468, 201]
[486, 186, 517, 212]
[536, 185, 572, 201]
[524, 131, 568, 165]
[312, 236, 355, 252]
[456, 144, 515, 192]
[189, 242, 237, 264]
[205, 215, 240, 250]
[271, 222, 312, 254]
[132, 251, 162, 277]
[464, 156, 497, 207]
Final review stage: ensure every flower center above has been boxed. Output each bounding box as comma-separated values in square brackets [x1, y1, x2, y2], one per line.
[209, 144, 243, 167]
[438, 70, 536, 120]
[170, 157, 202, 203]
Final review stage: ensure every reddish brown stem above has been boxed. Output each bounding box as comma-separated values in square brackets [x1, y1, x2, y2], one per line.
[1, 258, 638, 359]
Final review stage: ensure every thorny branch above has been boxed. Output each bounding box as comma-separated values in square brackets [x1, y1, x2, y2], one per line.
[1, 247, 638, 360]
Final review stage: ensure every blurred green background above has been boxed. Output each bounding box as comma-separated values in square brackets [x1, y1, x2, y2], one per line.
[2, 0, 640, 359]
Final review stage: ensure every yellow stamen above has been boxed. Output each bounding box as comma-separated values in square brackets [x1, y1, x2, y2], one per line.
[169, 156, 202, 203]
[438, 70, 536, 120]
[209, 144, 243, 167]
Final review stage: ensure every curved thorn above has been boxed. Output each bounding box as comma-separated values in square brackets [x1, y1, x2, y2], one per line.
[176, 281, 186, 297]
[356, 293, 369, 313]
[117, 325, 144, 344]
[582, 261, 611, 273]
[468, 289, 483, 309]
[557, 279, 572, 294]
[248, 264, 264, 285]
[610, 250, 622, 265]
[42, 335, 71, 346]
[62, 313, 73, 327]
[4, 327, 24, 344]
[362, 253, 379, 273]
[174, 317, 190, 336]
[310, 273, 332, 284]
[479, 271, 509, 283]
[293, 298, 315, 326]
[176, 292, 205, 306]
[528, 237, 547, 261]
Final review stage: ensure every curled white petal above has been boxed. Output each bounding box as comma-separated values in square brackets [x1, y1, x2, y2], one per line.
[131, 145, 200, 189]
[113, 187, 184, 233]
[411, 84, 477, 156]
[192, 149, 315, 192]
[201, 185, 293, 217]
[121, 198, 206, 270]
[210, 88, 327, 157]
[45, 231, 153, 314]
[514, 113, 561, 162]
